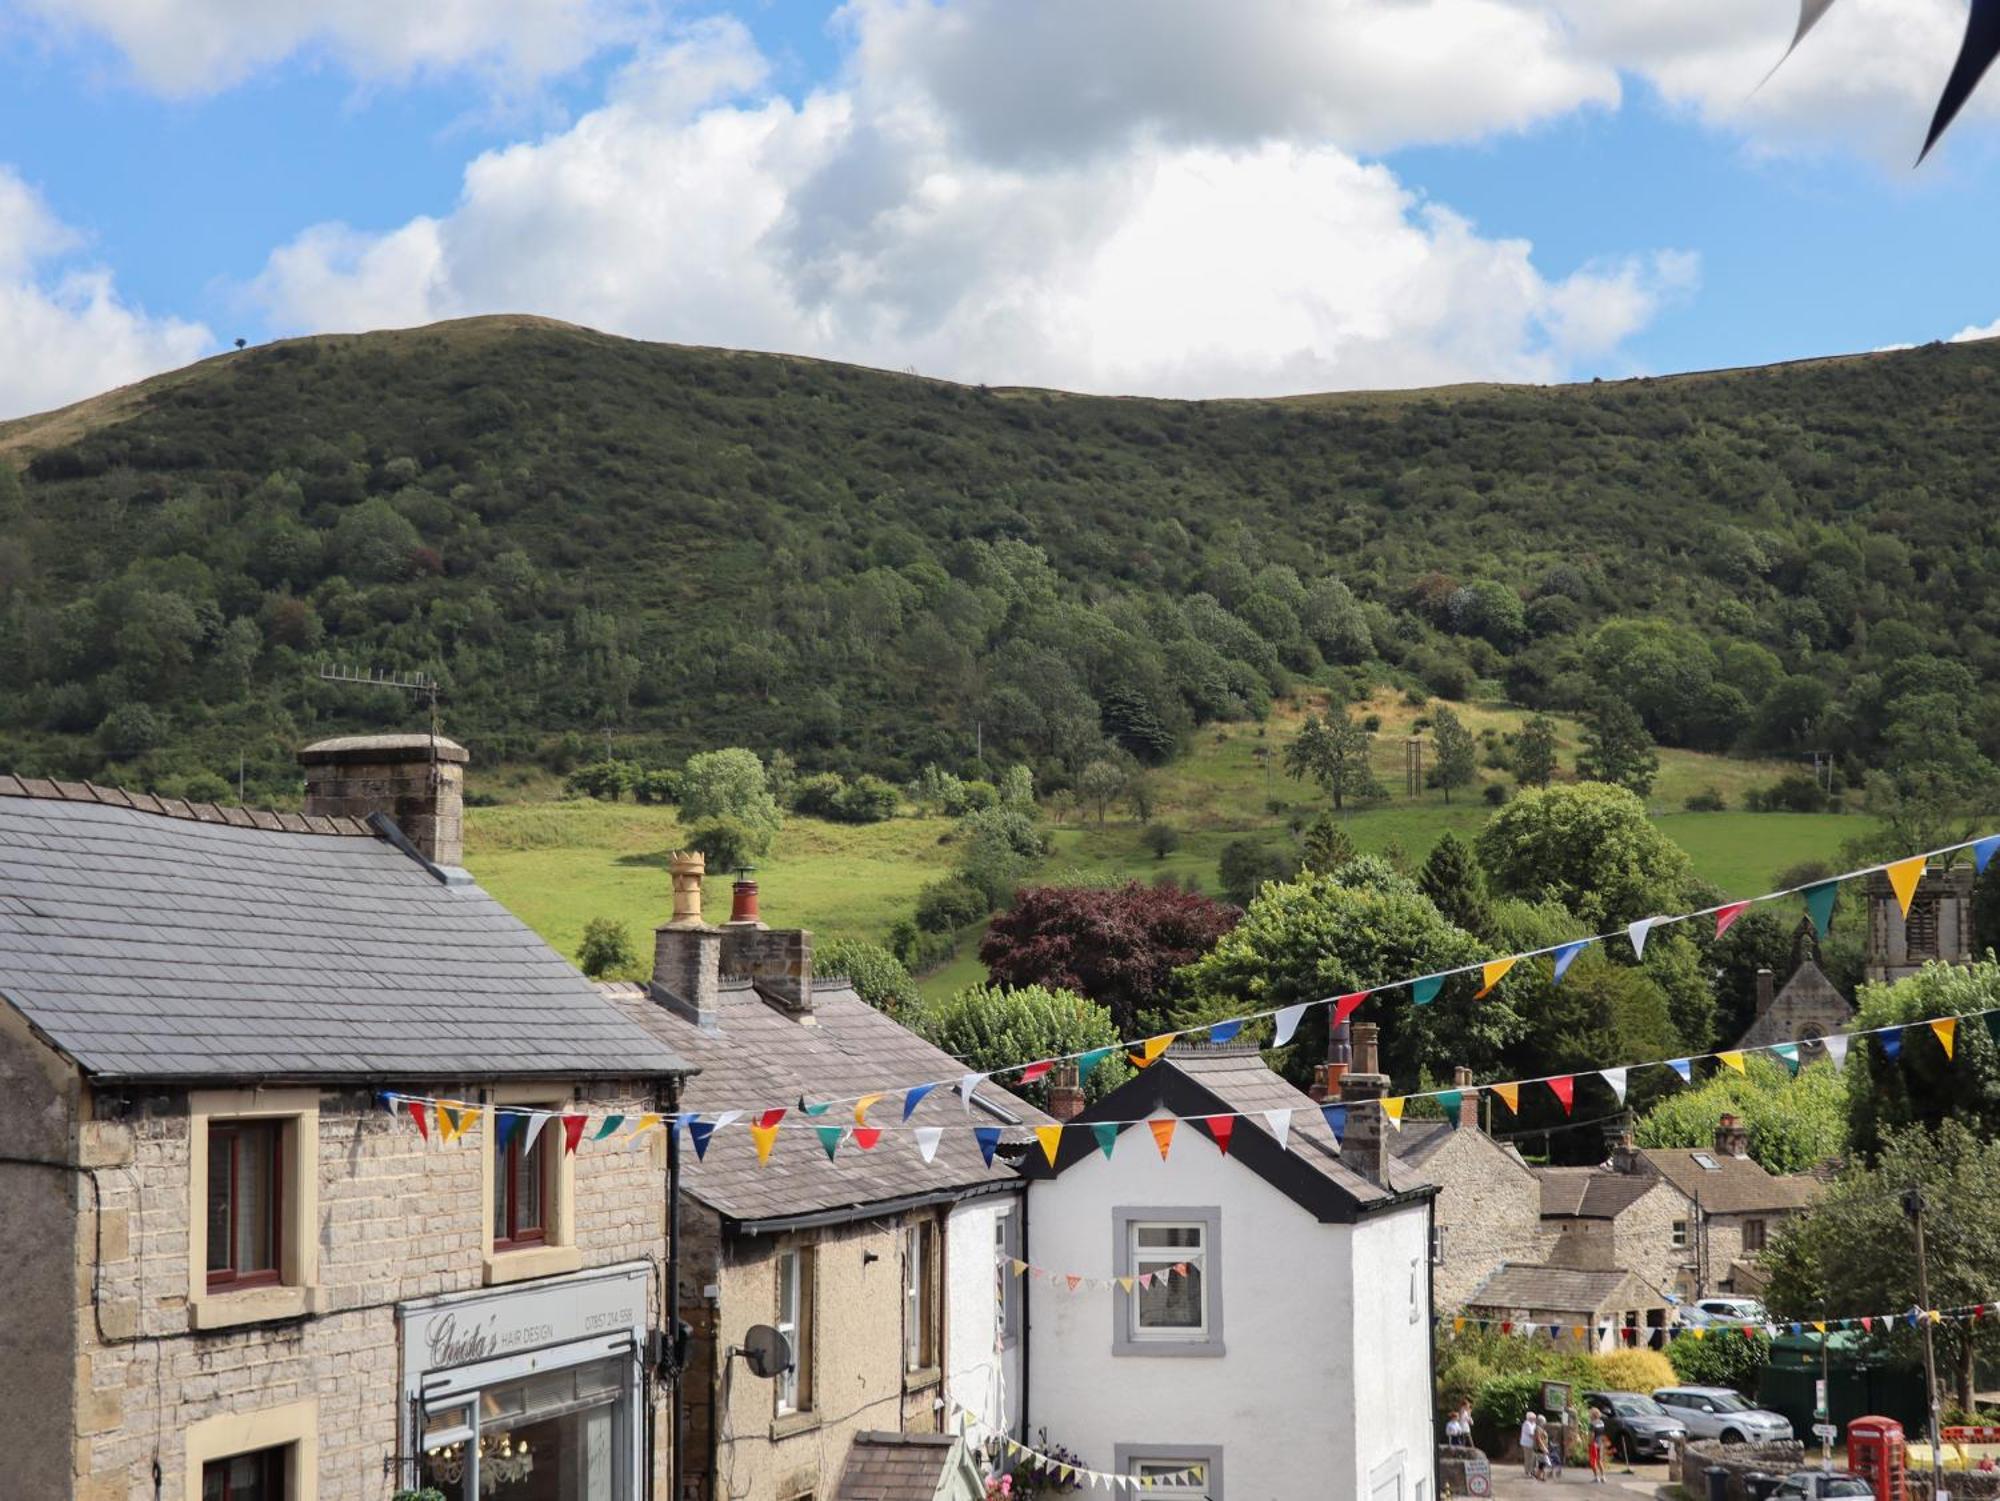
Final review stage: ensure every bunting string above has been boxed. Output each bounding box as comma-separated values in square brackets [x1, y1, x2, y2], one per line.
[949, 1397, 1209, 1492]
[1444, 1297, 2000, 1345]
[997, 1253, 1195, 1298]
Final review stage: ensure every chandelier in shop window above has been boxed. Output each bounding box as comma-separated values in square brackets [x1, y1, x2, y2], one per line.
[424, 1433, 536, 1493]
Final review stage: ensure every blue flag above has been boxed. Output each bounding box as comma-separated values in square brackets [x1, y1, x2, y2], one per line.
[1552, 941, 1588, 984]
[1411, 976, 1444, 1007]
[1668, 1058, 1693, 1084]
[901, 1083, 937, 1121]
[974, 1127, 1002, 1167]
[1977, 835, 2000, 874]
[495, 1111, 523, 1152]
[1208, 1019, 1245, 1045]
[1322, 1103, 1347, 1142]
[687, 1118, 717, 1161]
[1881, 1032, 1902, 1062]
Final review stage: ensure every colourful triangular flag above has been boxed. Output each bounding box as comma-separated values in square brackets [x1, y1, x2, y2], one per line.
[914, 1126, 943, 1163]
[1628, 916, 1662, 960]
[1476, 957, 1516, 999]
[1437, 1089, 1463, 1123]
[1803, 881, 1839, 937]
[1718, 1051, 1746, 1074]
[495, 1110, 524, 1152]
[973, 1126, 1002, 1166]
[522, 1109, 554, 1157]
[1036, 1125, 1064, 1167]
[901, 1083, 937, 1120]
[758, 1107, 788, 1130]
[1881, 1031, 1902, 1062]
[1552, 941, 1587, 983]
[1133, 1035, 1173, 1067]
[561, 1113, 587, 1154]
[1208, 1019, 1244, 1045]
[1976, 835, 2000, 874]
[958, 1073, 984, 1111]
[1018, 1061, 1053, 1085]
[1822, 1033, 1849, 1071]
[749, 1121, 780, 1165]
[1407, 978, 1440, 1008]
[1491, 1082, 1520, 1114]
[406, 1101, 430, 1140]
[1092, 1123, 1119, 1159]
[1932, 1016, 1958, 1059]
[1715, 902, 1750, 939]
[815, 1125, 844, 1160]
[853, 1093, 885, 1125]
[1263, 1109, 1293, 1151]
[853, 1127, 882, 1151]
[1148, 1118, 1176, 1159]
[1321, 1103, 1347, 1142]
[1065, 1274, 1083, 1293]
[800, 1099, 832, 1118]
[438, 1103, 462, 1141]
[1118, 1276, 1135, 1294]
[1381, 1097, 1404, 1130]
[1203, 1115, 1236, 1154]
[1273, 1004, 1309, 1047]
[1667, 1058, 1692, 1083]
[1601, 1067, 1628, 1104]
[1078, 1047, 1113, 1083]
[594, 1114, 626, 1141]
[1771, 1043, 1801, 1076]
[1547, 1076, 1575, 1115]
[1886, 856, 1926, 919]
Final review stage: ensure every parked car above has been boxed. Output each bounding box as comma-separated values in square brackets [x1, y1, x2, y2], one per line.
[1582, 1391, 1689, 1459]
[1770, 1472, 1873, 1498]
[1652, 1386, 1795, 1444]
[1679, 1296, 1768, 1328]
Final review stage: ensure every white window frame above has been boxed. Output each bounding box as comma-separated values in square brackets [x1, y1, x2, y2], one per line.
[1112, 1206, 1223, 1356]
[904, 1220, 939, 1375]
[1671, 1220, 1689, 1250]
[995, 1205, 1023, 1346]
[776, 1245, 814, 1417]
[1113, 1444, 1221, 1498]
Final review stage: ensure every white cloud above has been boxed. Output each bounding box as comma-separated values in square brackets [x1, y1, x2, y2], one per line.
[251, 13, 1692, 396]
[20, 0, 652, 96]
[0, 170, 212, 419]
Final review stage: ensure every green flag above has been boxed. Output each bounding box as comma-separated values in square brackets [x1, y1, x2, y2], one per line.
[1803, 881, 1839, 937]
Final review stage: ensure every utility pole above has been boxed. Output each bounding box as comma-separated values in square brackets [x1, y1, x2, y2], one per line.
[1905, 1187, 1945, 1501]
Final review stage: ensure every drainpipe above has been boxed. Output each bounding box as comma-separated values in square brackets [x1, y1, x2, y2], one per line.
[1019, 1187, 1032, 1449]
[1426, 1196, 1440, 1501]
[666, 1080, 684, 1501]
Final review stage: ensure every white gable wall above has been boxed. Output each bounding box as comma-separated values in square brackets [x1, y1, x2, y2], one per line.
[947, 1193, 1023, 1437]
[1025, 1111, 1433, 1499]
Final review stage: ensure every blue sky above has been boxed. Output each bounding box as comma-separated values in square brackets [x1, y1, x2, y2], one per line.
[3, 0, 2000, 416]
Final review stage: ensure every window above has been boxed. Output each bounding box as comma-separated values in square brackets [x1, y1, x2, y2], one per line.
[905, 1220, 939, 1373]
[1671, 1220, 1689, 1249]
[995, 1208, 1022, 1345]
[491, 1124, 550, 1251]
[776, 1246, 815, 1416]
[1430, 1223, 1447, 1267]
[1111, 1206, 1224, 1357]
[1743, 1218, 1768, 1253]
[187, 1090, 320, 1330]
[1114, 1445, 1221, 1498]
[1693, 1153, 1719, 1172]
[1906, 894, 1940, 957]
[203, 1448, 287, 1501]
[207, 1121, 283, 1290]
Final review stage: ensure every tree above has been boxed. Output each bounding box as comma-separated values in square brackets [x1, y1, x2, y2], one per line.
[577, 917, 638, 979]
[1216, 839, 1298, 907]
[1175, 862, 1514, 1088]
[980, 881, 1240, 1036]
[565, 759, 633, 800]
[1126, 772, 1158, 824]
[1474, 783, 1696, 929]
[1633, 1055, 1848, 1175]
[1141, 823, 1182, 860]
[1575, 697, 1658, 798]
[910, 983, 1132, 1110]
[1284, 707, 1381, 811]
[998, 764, 1035, 806]
[1515, 713, 1559, 789]
[1298, 815, 1356, 874]
[1843, 960, 2000, 1160]
[686, 817, 758, 871]
[1430, 704, 1477, 804]
[1666, 1327, 1772, 1398]
[813, 937, 920, 1017]
[1076, 760, 1127, 825]
[1762, 1121, 2000, 1408]
[679, 748, 782, 851]
[1418, 833, 1489, 939]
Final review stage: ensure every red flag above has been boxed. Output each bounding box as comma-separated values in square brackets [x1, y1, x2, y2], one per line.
[1017, 1060, 1053, 1084]
[561, 1114, 588, 1154]
[1547, 1076, 1575, 1115]
[1500, 1321, 1513, 1335]
[853, 1127, 882, 1151]
[758, 1108, 787, 1129]
[406, 1101, 430, 1140]
[1715, 901, 1750, 939]
[1333, 991, 1370, 1026]
[1861, 1317, 1873, 1333]
[1064, 1274, 1082, 1293]
[1741, 1326, 1756, 1341]
[1204, 1115, 1235, 1154]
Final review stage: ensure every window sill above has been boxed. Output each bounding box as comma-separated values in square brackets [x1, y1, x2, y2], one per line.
[904, 1366, 942, 1394]
[1111, 1337, 1226, 1358]
[189, 1283, 322, 1330]
[771, 1410, 821, 1441]
[483, 1244, 584, 1286]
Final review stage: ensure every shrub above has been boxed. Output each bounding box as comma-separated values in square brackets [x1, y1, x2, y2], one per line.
[679, 748, 782, 843]
[1217, 838, 1299, 907]
[577, 917, 640, 979]
[686, 817, 758, 872]
[1666, 1327, 1771, 1395]
[1481, 782, 1509, 806]
[793, 772, 849, 819]
[178, 771, 232, 804]
[1748, 769, 1827, 813]
[1141, 823, 1182, 860]
[888, 918, 958, 973]
[1684, 787, 1727, 812]
[813, 937, 920, 1017]
[909, 983, 1131, 1109]
[632, 768, 681, 805]
[98, 702, 164, 758]
[915, 876, 990, 933]
[837, 774, 900, 823]
[565, 759, 633, 801]
[958, 779, 999, 812]
[1591, 1347, 1675, 1396]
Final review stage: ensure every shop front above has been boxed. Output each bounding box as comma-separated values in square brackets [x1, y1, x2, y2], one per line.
[401, 1261, 653, 1501]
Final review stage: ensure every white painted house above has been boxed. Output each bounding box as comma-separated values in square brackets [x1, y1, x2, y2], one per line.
[1020, 1029, 1439, 1501]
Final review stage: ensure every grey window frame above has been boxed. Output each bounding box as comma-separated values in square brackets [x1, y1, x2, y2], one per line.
[1113, 1442, 1223, 1498]
[995, 1204, 1023, 1347]
[1111, 1205, 1223, 1357]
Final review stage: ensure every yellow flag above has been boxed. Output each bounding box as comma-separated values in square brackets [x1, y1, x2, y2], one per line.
[1011, 1260, 1029, 1277]
[1886, 855, 1926, 919]
[1718, 1051, 1746, 1074]
[1381, 1097, 1405, 1131]
[1453, 1317, 1466, 1334]
[1932, 1016, 1958, 1059]
[1476, 956, 1518, 999]
[455, 1107, 481, 1138]
[1035, 1125, 1064, 1167]
[1690, 1327, 1707, 1341]
[853, 1093, 885, 1125]
[1131, 1034, 1174, 1067]
[749, 1122, 780, 1165]
[1491, 1082, 1520, 1114]
[1119, 1276, 1136, 1294]
[435, 1103, 454, 1139]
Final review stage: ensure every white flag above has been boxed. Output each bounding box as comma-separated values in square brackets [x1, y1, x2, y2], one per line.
[1628, 917, 1661, 960]
[1273, 1003, 1310, 1046]
[1600, 1067, 1628, 1104]
[521, 1110, 552, 1155]
[914, 1126, 943, 1163]
[1263, 1108, 1294, 1151]
[1823, 1034, 1849, 1071]
[958, 1073, 984, 1111]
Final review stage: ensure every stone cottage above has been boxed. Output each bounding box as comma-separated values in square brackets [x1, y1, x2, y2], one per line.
[605, 859, 1042, 1501]
[1637, 1115, 1820, 1296]
[1535, 1140, 1698, 1303]
[0, 737, 694, 1501]
[1462, 1264, 1673, 1353]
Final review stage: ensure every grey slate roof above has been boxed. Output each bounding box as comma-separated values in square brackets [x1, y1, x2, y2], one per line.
[1466, 1263, 1666, 1316]
[0, 780, 691, 1081]
[603, 977, 1044, 1226]
[1638, 1149, 1820, 1216]
[835, 1431, 980, 1501]
[1537, 1166, 1673, 1220]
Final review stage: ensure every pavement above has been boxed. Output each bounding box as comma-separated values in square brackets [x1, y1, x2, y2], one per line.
[1485, 1460, 1676, 1498]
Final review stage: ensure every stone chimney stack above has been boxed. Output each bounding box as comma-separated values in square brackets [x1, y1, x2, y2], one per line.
[716, 878, 813, 1022]
[1046, 1062, 1085, 1123]
[1609, 1128, 1641, 1176]
[1311, 1019, 1355, 1103]
[727, 875, 763, 927]
[301, 734, 467, 867]
[1755, 967, 1775, 1013]
[652, 852, 723, 1028]
[1339, 1022, 1391, 1185]
[1714, 1112, 1750, 1159]
[1454, 1066, 1480, 1132]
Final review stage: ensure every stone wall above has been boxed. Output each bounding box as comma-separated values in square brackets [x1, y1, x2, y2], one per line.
[74, 1080, 671, 1501]
[1672, 1438, 1806, 1498]
[1424, 1131, 1552, 1310]
[1612, 1179, 1699, 1299]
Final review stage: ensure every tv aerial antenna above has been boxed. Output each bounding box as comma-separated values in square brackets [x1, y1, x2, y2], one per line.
[316, 662, 447, 786]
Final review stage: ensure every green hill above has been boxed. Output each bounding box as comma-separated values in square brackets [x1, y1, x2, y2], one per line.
[2, 316, 1997, 803]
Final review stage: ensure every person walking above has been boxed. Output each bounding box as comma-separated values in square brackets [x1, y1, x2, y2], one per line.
[1445, 1400, 1472, 1447]
[1533, 1415, 1553, 1482]
[1589, 1408, 1607, 1483]
[1520, 1411, 1539, 1479]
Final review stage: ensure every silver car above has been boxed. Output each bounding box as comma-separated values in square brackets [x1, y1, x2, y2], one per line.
[1652, 1386, 1795, 1444]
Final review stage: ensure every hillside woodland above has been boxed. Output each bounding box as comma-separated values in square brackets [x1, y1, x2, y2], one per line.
[2, 318, 1998, 816]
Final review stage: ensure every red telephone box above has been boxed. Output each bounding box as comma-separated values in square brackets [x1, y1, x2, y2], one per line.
[1846, 1416, 1906, 1501]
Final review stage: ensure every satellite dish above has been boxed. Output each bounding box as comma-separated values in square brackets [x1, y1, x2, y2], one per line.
[735, 1324, 793, 1380]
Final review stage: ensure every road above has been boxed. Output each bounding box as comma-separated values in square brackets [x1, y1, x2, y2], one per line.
[1484, 1459, 1675, 1498]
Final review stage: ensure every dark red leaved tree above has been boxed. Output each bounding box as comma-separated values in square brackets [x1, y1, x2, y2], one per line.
[979, 882, 1240, 1036]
